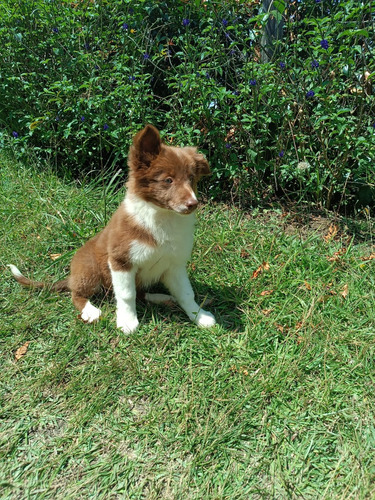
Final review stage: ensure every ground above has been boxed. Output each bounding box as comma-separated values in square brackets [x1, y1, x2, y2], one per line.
[1, 154, 375, 499]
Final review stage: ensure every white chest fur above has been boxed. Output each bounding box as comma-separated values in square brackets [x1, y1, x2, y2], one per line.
[123, 194, 196, 286]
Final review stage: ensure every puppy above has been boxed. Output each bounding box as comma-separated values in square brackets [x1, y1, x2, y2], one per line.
[8, 125, 216, 332]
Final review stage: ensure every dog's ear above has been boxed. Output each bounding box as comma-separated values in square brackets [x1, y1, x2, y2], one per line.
[192, 150, 211, 179]
[130, 124, 161, 168]
[185, 147, 211, 178]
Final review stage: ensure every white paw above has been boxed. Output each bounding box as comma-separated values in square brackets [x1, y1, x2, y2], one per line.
[117, 314, 139, 334]
[81, 301, 102, 323]
[194, 309, 216, 328]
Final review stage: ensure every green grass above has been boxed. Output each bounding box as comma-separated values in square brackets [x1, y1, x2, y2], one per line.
[1, 153, 375, 499]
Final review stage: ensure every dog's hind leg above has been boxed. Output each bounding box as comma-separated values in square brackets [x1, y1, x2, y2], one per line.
[69, 254, 101, 323]
[72, 292, 102, 323]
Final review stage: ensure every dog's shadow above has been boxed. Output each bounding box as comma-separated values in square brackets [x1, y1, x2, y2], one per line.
[91, 281, 246, 332]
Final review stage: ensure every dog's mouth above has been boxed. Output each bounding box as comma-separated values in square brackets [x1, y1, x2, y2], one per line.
[171, 204, 198, 215]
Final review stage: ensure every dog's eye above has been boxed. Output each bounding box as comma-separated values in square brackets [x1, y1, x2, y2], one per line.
[189, 175, 195, 183]
[164, 177, 173, 184]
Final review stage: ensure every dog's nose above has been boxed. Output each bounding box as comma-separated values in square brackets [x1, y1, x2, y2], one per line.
[185, 197, 198, 209]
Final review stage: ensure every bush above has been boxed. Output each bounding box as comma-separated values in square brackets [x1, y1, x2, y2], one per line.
[1, 0, 374, 209]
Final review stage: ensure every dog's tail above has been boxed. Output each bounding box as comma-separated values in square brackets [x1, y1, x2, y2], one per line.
[7, 264, 70, 292]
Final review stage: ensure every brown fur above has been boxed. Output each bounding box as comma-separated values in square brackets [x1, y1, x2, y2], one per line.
[68, 207, 157, 312]
[127, 127, 209, 213]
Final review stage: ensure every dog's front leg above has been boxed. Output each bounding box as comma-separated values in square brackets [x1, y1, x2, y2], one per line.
[109, 263, 139, 333]
[163, 267, 216, 328]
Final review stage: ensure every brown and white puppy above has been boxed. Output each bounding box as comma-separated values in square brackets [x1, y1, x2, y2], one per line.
[8, 125, 216, 333]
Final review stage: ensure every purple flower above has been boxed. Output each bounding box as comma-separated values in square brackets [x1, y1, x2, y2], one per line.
[306, 90, 315, 98]
[222, 19, 228, 27]
[225, 143, 232, 149]
[103, 123, 109, 130]
[320, 39, 329, 50]
[233, 90, 240, 96]
[129, 75, 136, 81]
[279, 62, 286, 70]
[316, 0, 321, 3]
[279, 150, 284, 158]
[311, 59, 319, 69]
[52, 27, 59, 34]
[250, 79, 257, 86]
[182, 18, 190, 27]
[143, 53, 150, 60]
[81, 116, 85, 122]
[122, 23, 129, 30]
[12, 131, 19, 138]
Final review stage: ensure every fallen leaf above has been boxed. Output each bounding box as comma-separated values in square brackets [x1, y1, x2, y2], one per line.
[15, 341, 30, 361]
[327, 248, 347, 262]
[50, 253, 62, 261]
[304, 281, 312, 291]
[260, 290, 273, 296]
[323, 224, 339, 242]
[261, 308, 273, 316]
[361, 253, 375, 261]
[341, 284, 349, 299]
[252, 261, 270, 279]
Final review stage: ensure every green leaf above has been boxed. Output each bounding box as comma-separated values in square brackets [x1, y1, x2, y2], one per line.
[337, 29, 369, 39]
[273, 0, 286, 15]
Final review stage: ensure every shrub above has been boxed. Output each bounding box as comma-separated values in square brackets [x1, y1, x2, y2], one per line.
[0, 0, 374, 209]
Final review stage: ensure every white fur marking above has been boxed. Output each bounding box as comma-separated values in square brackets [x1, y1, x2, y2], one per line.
[123, 194, 196, 245]
[109, 262, 139, 334]
[81, 301, 102, 323]
[7, 264, 24, 279]
[162, 266, 216, 328]
[119, 195, 216, 329]
[190, 189, 198, 202]
[194, 309, 217, 328]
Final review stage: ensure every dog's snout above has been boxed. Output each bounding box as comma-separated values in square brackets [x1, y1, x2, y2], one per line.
[185, 197, 198, 209]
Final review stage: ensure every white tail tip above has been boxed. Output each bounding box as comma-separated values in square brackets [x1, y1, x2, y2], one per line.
[7, 264, 24, 279]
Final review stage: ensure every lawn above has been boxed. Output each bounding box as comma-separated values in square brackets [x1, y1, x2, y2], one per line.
[1, 153, 375, 499]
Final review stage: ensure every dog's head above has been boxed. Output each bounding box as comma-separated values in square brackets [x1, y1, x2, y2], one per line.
[127, 125, 210, 214]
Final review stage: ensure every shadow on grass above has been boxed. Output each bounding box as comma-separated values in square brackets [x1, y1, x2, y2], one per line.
[78, 280, 246, 333]
[279, 204, 375, 244]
